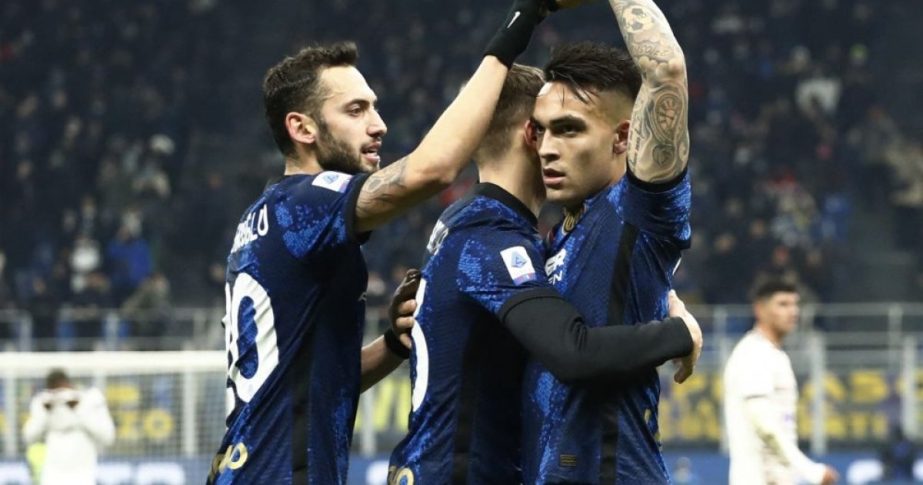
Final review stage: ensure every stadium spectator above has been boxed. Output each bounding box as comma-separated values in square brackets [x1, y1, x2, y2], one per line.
[120, 271, 171, 347]
[0, 0, 920, 345]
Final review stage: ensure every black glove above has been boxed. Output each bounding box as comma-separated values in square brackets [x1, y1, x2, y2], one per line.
[484, 0, 549, 67]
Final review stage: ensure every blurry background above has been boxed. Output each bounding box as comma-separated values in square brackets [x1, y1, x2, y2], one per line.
[0, 0, 921, 483]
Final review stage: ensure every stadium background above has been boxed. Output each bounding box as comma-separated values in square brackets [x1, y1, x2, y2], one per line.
[1, 0, 921, 483]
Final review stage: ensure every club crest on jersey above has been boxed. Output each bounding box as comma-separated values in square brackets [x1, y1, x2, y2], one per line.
[500, 246, 536, 285]
[312, 171, 352, 193]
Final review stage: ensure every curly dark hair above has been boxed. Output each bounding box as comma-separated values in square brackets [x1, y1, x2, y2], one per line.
[262, 42, 359, 157]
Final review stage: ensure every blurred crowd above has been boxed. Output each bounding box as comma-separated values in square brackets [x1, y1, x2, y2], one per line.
[1, 0, 921, 347]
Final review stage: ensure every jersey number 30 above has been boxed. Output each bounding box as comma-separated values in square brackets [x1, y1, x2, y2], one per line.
[224, 273, 279, 416]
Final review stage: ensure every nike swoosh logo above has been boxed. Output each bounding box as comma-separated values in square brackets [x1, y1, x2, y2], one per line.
[507, 10, 521, 28]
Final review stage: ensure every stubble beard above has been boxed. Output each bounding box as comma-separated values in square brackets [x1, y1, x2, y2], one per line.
[315, 117, 364, 175]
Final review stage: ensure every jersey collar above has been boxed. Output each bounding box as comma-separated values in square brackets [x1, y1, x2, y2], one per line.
[472, 183, 538, 228]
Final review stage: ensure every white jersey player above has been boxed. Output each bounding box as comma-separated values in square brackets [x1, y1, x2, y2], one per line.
[723, 279, 838, 485]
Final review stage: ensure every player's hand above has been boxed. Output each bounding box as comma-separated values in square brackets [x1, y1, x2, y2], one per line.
[485, 0, 551, 67]
[820, 465, 838, 485]
[389, 269, 421, 349]
[668, 290, 702, 383]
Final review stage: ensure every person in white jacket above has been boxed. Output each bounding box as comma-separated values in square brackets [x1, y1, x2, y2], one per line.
[22, 369, 115, 485]
[723, 279, 838, 485]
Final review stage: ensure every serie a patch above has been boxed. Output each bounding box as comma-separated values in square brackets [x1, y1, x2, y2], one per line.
[312, 171, 352, 193]
[500, 246, 536, 285]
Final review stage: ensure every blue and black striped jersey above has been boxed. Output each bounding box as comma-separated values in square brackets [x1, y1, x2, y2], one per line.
[209, 171, 370, 485]
[522, 171, 692, 484]
[389, 183, 551, 484]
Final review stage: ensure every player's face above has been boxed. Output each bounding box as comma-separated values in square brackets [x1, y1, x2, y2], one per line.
[760, 292, 801, 337]
[314, 66, 387, 174]
[531, 82, 627, 210]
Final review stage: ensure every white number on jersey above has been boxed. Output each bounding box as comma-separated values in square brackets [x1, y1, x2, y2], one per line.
[410, 278, 429, 412]
[224, 273, 279, 416]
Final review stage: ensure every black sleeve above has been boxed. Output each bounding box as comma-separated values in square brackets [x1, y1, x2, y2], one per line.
[500, 293, 693, 384]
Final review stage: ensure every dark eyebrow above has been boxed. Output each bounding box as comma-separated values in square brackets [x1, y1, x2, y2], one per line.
[344, 98, 374, 109]
[549, 116, 587, 130]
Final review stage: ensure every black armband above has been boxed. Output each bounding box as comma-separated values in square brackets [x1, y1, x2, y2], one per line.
[383, 329, 410, 360]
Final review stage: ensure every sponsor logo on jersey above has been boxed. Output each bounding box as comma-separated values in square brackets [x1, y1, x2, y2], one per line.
[545, 248, 567, 285]
[500, 246, 536, 285]
[312, 171, 352, 193]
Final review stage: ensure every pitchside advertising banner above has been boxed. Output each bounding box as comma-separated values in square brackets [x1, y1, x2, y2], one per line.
[2, 370, 921, 449]
[0, 453, 920, 484]
[1, 370, 920, 448]
[0, 369, 920, 483]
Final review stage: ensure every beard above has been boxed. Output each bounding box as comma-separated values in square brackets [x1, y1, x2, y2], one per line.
[315, 117, 364, 175]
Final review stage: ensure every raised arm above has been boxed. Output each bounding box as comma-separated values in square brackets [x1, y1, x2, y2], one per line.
[354, 0, 551, 233]
[76, 388, 116, 447]
[609, 0, 689, 183]
[354, 58, 507, 233]
[22, 394, 50, 445]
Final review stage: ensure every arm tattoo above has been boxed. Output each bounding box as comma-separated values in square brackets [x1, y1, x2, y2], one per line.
[356, 156, 409, 221]
[611, 0, 690, 182]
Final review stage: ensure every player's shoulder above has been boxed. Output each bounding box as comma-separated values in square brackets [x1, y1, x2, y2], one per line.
[272, 171, 360, 203]
[730, 331, 776, 362]
[440, 194, 521, 234]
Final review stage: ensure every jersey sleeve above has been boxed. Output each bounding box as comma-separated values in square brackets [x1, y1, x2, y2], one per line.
[616, 169, 692, 249]
[454, 222, 557, 320]
[276, 171, 370, 260]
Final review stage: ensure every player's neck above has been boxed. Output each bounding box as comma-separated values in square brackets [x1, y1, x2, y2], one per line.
[754, 324, 784, 348]
[477, 158, 543, 218]
[568, 158, 627, 212]
[610, 156, 628, 188]
[283, 151, 324, 176]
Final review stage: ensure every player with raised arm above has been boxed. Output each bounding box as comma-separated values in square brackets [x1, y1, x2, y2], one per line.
[522, 0, 694, 482]
[387, 64, 702, 484]
[207, 1, 550, 482]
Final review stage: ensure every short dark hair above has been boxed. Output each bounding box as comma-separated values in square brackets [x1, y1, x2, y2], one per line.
[750, 278, 799, 302]
[477, 64, 545, 161]
[543, 41, 641, 103]
[46, 369, 70, 389]
[262, 42, 359, 157]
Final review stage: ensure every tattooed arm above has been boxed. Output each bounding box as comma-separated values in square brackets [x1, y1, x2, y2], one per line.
[353, 58, 508, 233]
[609, 0, 689, 183]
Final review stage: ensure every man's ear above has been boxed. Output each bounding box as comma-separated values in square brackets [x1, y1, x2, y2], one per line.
[523, 119, 539, 150]
[612, 119, 630, 155]
[286, 112, 320, 146]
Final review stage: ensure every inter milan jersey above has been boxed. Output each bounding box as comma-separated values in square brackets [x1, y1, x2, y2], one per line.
[208, 171, 370, 485]
[389, 183, 555, 484]
[522, 171, 692, 484]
